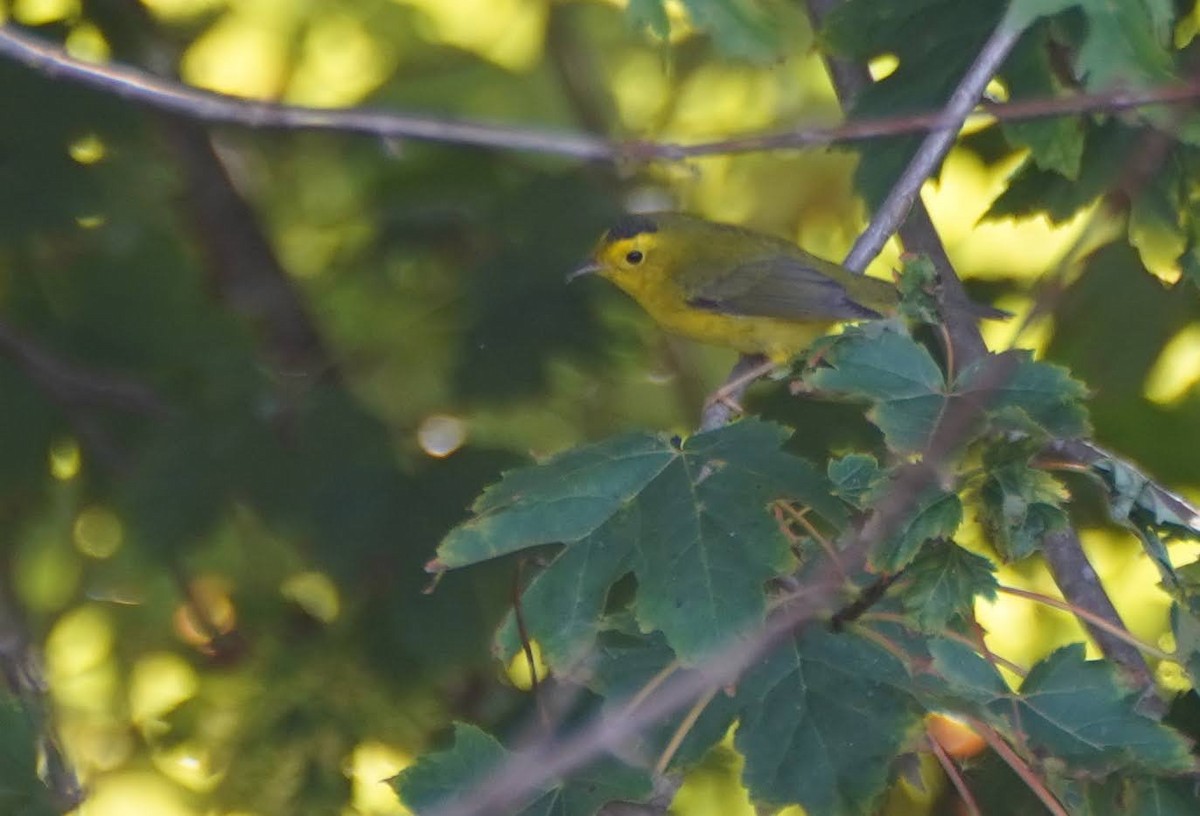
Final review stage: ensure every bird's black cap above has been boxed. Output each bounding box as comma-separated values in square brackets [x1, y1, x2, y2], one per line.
[605, 214, 659, 242]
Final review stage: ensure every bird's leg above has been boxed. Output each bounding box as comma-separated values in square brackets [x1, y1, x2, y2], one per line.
[704, 354, 779, 412]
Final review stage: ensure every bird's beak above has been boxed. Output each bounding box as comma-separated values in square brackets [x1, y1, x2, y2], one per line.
[566, 261, 601, 282]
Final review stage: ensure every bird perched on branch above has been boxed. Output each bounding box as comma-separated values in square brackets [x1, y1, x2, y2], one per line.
[570, 212, 1004, 363]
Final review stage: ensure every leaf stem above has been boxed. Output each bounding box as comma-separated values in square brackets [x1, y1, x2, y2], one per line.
[968, 718, 1069, 816]
[927, 732, 982, 816]
[996, 584, 1175, 662]
[652, 686, 720, 776]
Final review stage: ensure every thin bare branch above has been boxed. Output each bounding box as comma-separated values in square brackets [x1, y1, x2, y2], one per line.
[0, 318, 168, 417]
[5, 23, 1200, 163]
[842, 21, 1023, 272]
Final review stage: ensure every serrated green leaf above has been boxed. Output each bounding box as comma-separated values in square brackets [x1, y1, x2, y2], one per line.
[444, 421, 843, 661]
[902, 543, 998, 630]
[435, 433, 673, 569]
[895, 255, 940, 324]
[985, 121, 1141, 223]
[394, 724, 514, 813]
[393, 723, 652, 816]
[735, 627, 924, 815]
[805, 327, 946, 454]
[1006, 0, 1175, 96]
[958, 350, 1091, 439]
[874, 490, 963, 573]
[1009, 645, 1192, 773]
[630, 424, 815, 660]
[978, 461, 1070, 560]
[1000, 25, 1085, 178]
[827, 453, 882, 508]
[930, 643, 1193, 774]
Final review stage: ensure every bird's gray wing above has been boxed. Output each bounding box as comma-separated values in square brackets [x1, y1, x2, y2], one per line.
[684, 256, 885, 321]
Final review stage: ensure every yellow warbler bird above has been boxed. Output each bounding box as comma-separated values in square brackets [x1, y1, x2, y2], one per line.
[570, 212, 997, 362]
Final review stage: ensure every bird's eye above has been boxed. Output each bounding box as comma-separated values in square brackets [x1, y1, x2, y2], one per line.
[626, 250, 644, 265]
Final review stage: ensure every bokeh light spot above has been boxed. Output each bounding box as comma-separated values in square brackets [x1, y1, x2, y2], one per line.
[504, 640, 546, 691]
[1144, 323, 1200, 405]
[64, 22, 110, 62]
[282, 571, 341, 623]
[140, 0, 224, 19]
[73, 505, 124, 559]
[287, 12, 390, 106]
[182, 12, 288, 99]
[68, 133, 106, 165]
[868, 53, 898, 81]
[49, 437, 82, 480]
[129, 652, 198, 724]
[83, 771, 194, 816]
[418, 414, 467, 458]
[47, 604, 114, 678]
[350, 741, 412, 815]
[13, 0, 78, 26]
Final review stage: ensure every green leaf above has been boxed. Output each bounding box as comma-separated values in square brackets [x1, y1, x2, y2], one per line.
[874, 490, 963, 573]
[895, 255, 941, 324]
[1123, 776, 1200, 815]
[394, 725, 512, 814]
[1011, 645, 1193, 773]
[1087, 453, 1200, 589]
[1169, 602, 1200, 688]
[926, 637, 1010, 708]
[805, 326, 946, 454]
[929, 642, 1193, 774]
[735, 627, 924, 815]
[625, 0, 785, 60]
[631, 423, 835, 659]
[441, 421, 844, 661]
[681, 0, 783, 60]
[495, 511, 636, 668]
[1006, 0, 1175, 94]
[902, 543, 998, 630]
[433, 432, 673, 570]
[985, 121, 1141, 223]
[957, 350, 1091, 439]
[1010, 646, 1192, 773]
[393, 723, 653, 816]
[1000, 25, 1085, 178]
[827, 453, 882, 508]
[978, 459, 1070, 560]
